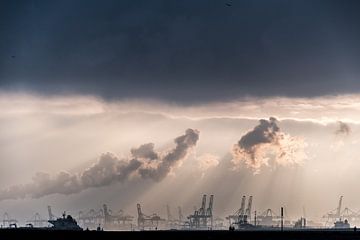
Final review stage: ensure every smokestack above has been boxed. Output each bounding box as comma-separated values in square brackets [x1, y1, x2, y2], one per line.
[254, 210, 257, 226]
[281, 207, 284, 231]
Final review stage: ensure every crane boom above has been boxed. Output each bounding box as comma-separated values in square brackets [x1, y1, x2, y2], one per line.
[337, 196, 343, 218]
[178, 206, 183, 222]
[239, 196, 246, 216]
[137, 203, 142, 218]
[47, 206, 54, 220]
[200, 195, 207, 215]
[245, 196, 253, 220]
[166, 205, 172, 221]
[207, 195, 214, 215]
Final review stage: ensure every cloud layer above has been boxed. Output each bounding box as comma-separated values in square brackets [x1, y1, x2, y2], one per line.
[4, 92, 360, 123]
[196, 153, 219, 172]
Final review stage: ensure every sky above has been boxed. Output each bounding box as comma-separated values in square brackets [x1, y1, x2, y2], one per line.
[1, 0, 360, 227]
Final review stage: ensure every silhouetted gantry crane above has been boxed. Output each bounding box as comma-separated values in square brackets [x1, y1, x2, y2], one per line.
[26, 212, 48, 227]
[166, 204, 176, 228]
[137, 203, 165, 229]
[322, 196, 360, 226]
[78, 208, 104, 229]
[257, 208, 281, 226]
[187, 194, 214, 229]
[48, 206, 56, 221]
[323, 196, 343, 225]
[103, 204, 134, 229]
[78, 204, 133, 230]
[165, 205, 185, 229]
[178, 206, 183, 223]
[2, 212, 18, 228]
[226, 196, 253, 225]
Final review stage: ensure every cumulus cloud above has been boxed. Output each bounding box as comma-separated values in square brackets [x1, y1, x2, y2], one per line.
[80, 153, 143, 188]
[196, 153, 220, 172]
[231, 117, 307, 173]
[0, 129, 199, 201]
[130, 143, 158, 160]
[138, 129, 199, 181]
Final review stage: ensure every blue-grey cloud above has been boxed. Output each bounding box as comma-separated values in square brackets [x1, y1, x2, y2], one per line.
[1, 0, 360, 102]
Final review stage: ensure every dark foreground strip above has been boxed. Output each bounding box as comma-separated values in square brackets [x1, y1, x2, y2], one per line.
[1, 229, 360, 240]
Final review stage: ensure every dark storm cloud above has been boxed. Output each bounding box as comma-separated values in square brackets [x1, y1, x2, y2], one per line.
[0, 129, 199, 200]
[1, 0, 360, 102]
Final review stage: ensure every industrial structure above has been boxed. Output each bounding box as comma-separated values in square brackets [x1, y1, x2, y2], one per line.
[227, 196, 253, 226]
[78, 204, 133, 230]
[178, 206, 184, 224]
[26, 213, 48, 227]
[2, 213, 18, 228]
[48, 206, 56, 221]
[78, 208, 104, 230]
[103, 204, 134, 229]
[137, 203, 165, 229]
[340, 207, 360, 224]
[322, 196, 360, 227]
[187, 194, 214, 229]
[323, 196, 343, 225]
[166, 205, 184, 229]
[5, 195, 360, 231]
[294, 217, 307, 229]
[253, 208, 282, 227]
[213, 216, 226, 229]
[2, 207, 82, 230]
